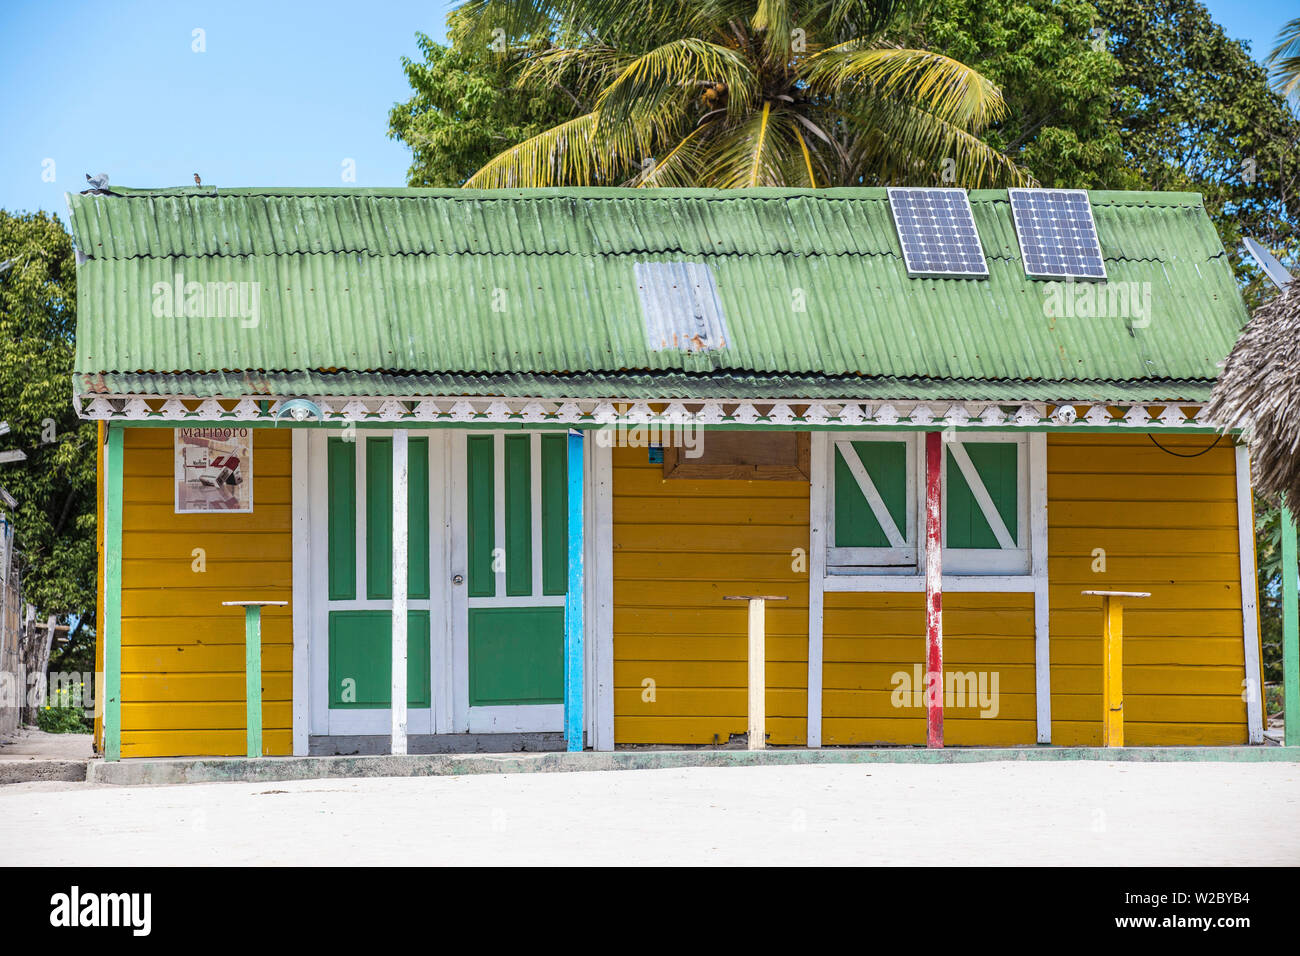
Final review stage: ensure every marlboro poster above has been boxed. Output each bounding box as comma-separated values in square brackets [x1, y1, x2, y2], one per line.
[174, 428, 253, 513]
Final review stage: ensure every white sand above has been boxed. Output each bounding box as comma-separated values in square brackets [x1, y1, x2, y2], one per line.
[2, 761, 1298, 865]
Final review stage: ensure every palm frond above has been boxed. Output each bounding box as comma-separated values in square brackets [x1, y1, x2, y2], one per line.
[805, 45, 1007, 131]
[705, 106, 818, 187]
[1268, 16, 1300, 103]
[633, 123, 717, 187]
[464, 112, 645, 187]
[839, 95, 1032, 187]
[594, 36, 759, 130]
[751, 0, 795, 65]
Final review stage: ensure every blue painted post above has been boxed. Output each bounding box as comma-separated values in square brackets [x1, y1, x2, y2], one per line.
[564, 430, 585, 752]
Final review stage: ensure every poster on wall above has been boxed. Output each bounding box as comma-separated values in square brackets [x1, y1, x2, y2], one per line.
[174, 428, 253, 513]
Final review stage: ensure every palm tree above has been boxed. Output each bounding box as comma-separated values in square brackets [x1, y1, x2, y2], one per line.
[454, 0, 1033, 189]
[1269, 17, 1300, 108]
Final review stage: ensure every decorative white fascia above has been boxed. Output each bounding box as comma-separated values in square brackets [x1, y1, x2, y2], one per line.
[73, 395, 1220, 430]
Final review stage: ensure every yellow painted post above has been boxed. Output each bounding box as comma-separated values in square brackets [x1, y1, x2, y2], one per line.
[1083, 590, 1150, 748]
[725, 594, 787, 750]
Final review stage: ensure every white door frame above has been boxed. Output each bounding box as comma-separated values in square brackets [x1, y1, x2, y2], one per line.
[449, 430, 564, 734]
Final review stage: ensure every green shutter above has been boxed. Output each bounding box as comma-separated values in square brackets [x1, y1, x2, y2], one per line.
[366, 438, 393, 600]
[466, 435, 495, 597]
[504, 435, 533, 596]
[540, 434, 568, 595]
[327, 438, 356, 600]
[946, 442, 1018, 549]
[834, 441, 908, 547]
[408, 437, 429, 599]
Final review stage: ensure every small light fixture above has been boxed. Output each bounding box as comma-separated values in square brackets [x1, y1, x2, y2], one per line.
[274, 398, 323, 424]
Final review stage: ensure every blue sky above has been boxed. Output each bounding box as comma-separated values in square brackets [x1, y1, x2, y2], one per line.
[0, 0, 1292, 221]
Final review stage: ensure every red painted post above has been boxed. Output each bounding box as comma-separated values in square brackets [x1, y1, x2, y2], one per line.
[925, 431, 944, 749]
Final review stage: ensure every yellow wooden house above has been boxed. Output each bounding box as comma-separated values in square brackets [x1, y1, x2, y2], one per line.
[69, 185, 1269, 758]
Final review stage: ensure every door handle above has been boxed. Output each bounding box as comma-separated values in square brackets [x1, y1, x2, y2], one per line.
[451, 574, 464, 586]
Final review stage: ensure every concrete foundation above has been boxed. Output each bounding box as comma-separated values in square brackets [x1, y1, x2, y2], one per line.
[82, 744, 1300, 787]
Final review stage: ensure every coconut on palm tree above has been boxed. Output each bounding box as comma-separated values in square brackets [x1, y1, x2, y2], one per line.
[454, 0, 1034, 189]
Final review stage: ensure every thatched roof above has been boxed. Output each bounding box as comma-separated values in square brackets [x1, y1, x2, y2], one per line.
[1206, 283, 1300, 504]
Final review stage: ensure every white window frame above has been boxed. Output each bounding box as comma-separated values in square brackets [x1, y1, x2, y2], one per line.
[826, 433, 920, 574]
[942, 433, 1031, 575]
[819, 430, 1041, 589]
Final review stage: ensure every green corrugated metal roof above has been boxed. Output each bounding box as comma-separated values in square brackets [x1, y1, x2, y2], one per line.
[79, 369, 1217, 403]
[66, 186, 1247, 400]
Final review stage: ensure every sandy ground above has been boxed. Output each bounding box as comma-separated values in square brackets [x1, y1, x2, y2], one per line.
[2, 761, 1299, 865]
[0, 729, 92, 761]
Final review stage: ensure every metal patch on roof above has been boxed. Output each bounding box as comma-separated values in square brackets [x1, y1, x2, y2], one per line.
[887, 187, 989, 279]
[1008, 188, 1107, 281]
[635, 261, 729, 352]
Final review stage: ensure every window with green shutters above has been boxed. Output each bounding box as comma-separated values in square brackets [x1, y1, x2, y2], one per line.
[828, 436, 917, 571]
[943, 435, 1029, 573]
[825, 432, 1031, 576]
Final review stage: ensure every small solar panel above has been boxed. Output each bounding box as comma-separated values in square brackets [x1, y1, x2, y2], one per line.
[1008, 188, 1107, 281]
[887, 187, 989, 279]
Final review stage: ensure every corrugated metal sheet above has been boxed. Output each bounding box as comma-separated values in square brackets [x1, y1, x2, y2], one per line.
[78, 369, 1217, 402]
[66, 186, 1248, 395]
[634, 261, 729, 351]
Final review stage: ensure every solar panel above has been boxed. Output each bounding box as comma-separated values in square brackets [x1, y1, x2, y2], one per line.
[1008, 188, 1107, 280]
[887, 187, 989, 279]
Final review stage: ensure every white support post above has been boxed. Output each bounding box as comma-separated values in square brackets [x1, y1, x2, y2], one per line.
[807, 433, 827, 748]
[1235, 443, 1265, 743]
[291, 429, 310, 756]
[1029, 433, 1051, 744]
[748, 598, 766, 751]
[391, 429, 409, 756]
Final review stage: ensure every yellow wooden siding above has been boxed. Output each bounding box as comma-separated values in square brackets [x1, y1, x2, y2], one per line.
[1047, 434, 1254, 745]
[823, 592, 1036, 745]
[116, 427, 293, 757]
[612, 445, 809, 745]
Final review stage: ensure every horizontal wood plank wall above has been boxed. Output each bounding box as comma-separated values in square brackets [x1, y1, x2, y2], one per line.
[611, 444, 808, 745]
[119, 428, 293, 756]
[823, 592, 1036, 745]
[1048, 434, 1250, 745]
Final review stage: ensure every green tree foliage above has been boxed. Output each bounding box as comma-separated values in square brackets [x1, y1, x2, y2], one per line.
[0, 210, 97, 649]
[388, 18, 580, 186]
[919, 0, 1137, 189]
[444, 0, 1033, 188]
[1097, 0, 1300, 306]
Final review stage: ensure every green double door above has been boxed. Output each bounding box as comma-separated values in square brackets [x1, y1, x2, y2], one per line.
[313, 430, 568, 737]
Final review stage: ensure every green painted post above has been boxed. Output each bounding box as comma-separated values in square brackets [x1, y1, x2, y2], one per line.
[244, 605, 262, 758]
[1283, 505, 1299, 747]
[104, 425, 123, 762]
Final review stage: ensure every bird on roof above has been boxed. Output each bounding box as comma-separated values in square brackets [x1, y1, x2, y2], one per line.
[194, 173, 202, 186]
[84, 172, 109, 190]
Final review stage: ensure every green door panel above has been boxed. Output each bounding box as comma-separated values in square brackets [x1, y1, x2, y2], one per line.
[327, 438, 356, 600]
[468, 606, 564, 706]
[466, 435, 495, 597]
[540, 434, 568, 595]
[328, 610, 431, 709]
[504, 435, 533, 596]
[366, 438, 393, 599]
